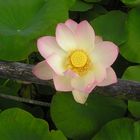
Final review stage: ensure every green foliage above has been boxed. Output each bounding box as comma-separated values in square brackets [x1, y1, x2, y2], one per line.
[92, 118, 134, 140]
[90, 10, 127, 45]
[0, 0, 73, 61]
[51, 93, 127, 140]
[0, 79, 25, 109]
[80, 4, 107, 21]
[1, 0, 140, 139]
[128, 100, 140, 118]
[70, 0, 93, 11]
[47, 130, 67, 140]
[84, 0, 101, 2]
[0, 108, 66, 140]
[92, 118, 140, 140]
[120, 7, 140, 63]
[0, 80, 21, 96]
[122, 66, 140, 118]
[122, 66, 140, 82]
[121, 0, 140, 6]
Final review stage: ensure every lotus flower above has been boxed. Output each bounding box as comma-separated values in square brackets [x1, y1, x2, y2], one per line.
[33, 19, 119, 104]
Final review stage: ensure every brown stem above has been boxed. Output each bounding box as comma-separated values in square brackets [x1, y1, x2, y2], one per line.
[0, 93, 50, 107]
[0, 61, 140, 101]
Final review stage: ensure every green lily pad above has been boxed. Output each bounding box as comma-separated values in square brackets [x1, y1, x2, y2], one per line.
[120, 7, 140, 63]
[48, 130, 67, 140]
[90, 10, 127, 45]
[128, 100, 140, 118]
[122, 66, 140, 82]
[80, 4, 108, 21]
[0, 108, 66, 140]
[83, 0, 101, 3]
[92, 118, 134, 140]
[122, 65, 140, 118]
[70, 0, 93, 12]
[121, 0, 140, 6]
[0, 0, 72, 61]
[51, 93, 127, 140]
[92, 118, 140, 140]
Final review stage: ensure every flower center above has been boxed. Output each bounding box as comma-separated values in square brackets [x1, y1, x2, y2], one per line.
[65, 50, 91, 76]
[70, 50, 87, 68]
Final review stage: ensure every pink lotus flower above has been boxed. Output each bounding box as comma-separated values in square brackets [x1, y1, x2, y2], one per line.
[33, 19, 119, 104]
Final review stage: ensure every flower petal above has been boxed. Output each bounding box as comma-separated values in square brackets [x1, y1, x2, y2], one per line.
[65, 19, 78, 33]
[95, 36, 103, 44]
[76, 20, 95, 50]
[72, 90, 89, 104]
[56, 23, 77, 51]
[93, 41, 119, 68]
[64, 69, 78, 78]
[46, 53, 65, 76]
[92, 62, 106, 83]
[32, 61, 53, 80]
[37, 36, 63, 59]
[53, 73, 72, 91]
[98, 67, 117, 86]
[71, 71, 96, 93]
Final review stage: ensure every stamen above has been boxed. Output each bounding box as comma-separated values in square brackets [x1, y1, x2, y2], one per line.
[66, 50, 91, 76]
[70, 51, 87, 67]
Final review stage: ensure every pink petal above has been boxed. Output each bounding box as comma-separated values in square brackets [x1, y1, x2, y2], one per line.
[98, 67, 117, 86]
[46, 53, 66, 76]
[64, 69, 78, 78]
[65, 19, 78, 33]
[71, 70, 96, 93]
[93, 41, 119, 68]
[53, 73, 72, 91]
[92, 62, 107, 83]
[37, 36, 64, 59]
[72, 89, 90, 104]
[75, 20, 95, 50]
[32, 61, 53, 80]
[95, 36, 103, 44]
[56, 23, 77, 51]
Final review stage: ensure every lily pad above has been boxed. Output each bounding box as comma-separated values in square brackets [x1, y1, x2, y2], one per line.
[90, 10, 127, 45]
[92, 118, 134, 140]
[121, 0, 140, 6]
[0, 0, 72, 60]
[83, 0, 101, 3]
[0, 108, 66, 140]
[120, 7, 140, 63]
[122, 65, 140, 118]
[70, 0, 93, 12]
[51, 93, 127, 140]
[122, 66, 140, 82]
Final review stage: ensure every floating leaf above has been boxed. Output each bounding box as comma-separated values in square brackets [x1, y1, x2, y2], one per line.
[122, 66, 140, 82]
[120, 8, 140, 63]
[48, 130, 67, 140]
[121, 0, 140, 6]
[92, 118, 140, 139]
[0, 108, 66, 140]
[51, 93, 127, 140]
[0, 0, 72, 61]
[84, 0, 101, 3]
[128, 100, 140, 118]
[92, 118, 134, 140]
[90, 10, 127, 45]
[122, 65, 140, 118]
[70, 0, 93, 12]
[80, 4, 107, 21]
